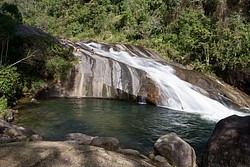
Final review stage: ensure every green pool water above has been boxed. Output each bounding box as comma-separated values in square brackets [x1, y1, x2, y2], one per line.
[15, 98, 215, 157]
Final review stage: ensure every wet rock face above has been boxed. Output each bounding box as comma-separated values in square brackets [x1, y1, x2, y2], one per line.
[47, 40, 250, 109]
[49, 43, 162, 105]
[174, 66, 250, 108]
[220, 68, 250, 96]
[154, 133, 197, 167]
[201, 115, 250, 167]
[139, 75, 161, 105]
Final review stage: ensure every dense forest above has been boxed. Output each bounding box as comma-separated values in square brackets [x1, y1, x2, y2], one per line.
[0, 0, 250, 117]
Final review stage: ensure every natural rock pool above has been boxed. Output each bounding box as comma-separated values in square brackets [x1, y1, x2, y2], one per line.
[15, 98, 215, 158]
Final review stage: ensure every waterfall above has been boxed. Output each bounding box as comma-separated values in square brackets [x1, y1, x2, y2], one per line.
[71, 41, 249, 122]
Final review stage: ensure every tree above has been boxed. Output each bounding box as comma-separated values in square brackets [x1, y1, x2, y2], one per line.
[1, 2, 22, 24]
[0, 14, 17, 65]
[0, 2, 22, 65]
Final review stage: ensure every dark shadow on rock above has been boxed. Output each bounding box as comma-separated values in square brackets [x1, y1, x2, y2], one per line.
[0, 141, 155, 167]
[201, 115, 250, 167]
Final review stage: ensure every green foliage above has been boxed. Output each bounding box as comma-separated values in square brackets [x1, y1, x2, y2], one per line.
[211, 13, 250, 71]
[0, 3, 75, 115]
[1, 2, 22, 24]
[227, 0, 240, 8]
[0, 0, 250, 96]
[0, 96, 8, 117]
[163, 8, 250, 76]
[0, 66, 21, 101]
[30, 80, 47, 94]
[44, 44, 75, 80]
[46, 56, 73, 80]
[165, 8, 213, 72]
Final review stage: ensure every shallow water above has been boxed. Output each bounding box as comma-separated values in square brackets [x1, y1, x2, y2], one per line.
[15, 98, 215, 158]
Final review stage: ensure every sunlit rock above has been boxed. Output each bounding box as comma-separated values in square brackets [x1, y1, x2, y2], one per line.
[0, 141, 155, 167]
[117, 148, 140, 156]
[154, 133, 197, 167]
[31, 134, 43, 141]
[65, 133, 94, 145]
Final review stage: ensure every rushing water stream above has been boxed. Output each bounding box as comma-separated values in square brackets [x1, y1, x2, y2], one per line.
[15, 98, 215, 158]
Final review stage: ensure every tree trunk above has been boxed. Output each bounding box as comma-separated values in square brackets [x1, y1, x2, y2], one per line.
[4, 36, 9, 63]
[0, 40, 5, 65]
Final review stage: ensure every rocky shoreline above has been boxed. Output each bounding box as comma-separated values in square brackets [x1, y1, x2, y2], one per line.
[0, 118, 194, 167]
[0, 97, 249, 167]
[1, 114, 250, 166]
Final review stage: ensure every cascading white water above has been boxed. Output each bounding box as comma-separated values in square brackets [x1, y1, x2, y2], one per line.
[77, 42, 247, 121]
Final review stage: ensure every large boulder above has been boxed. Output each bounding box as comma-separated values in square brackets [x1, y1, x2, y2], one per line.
[201, 115, 250, 167]
[154, 133, 197, 167]
[0, 141, 154, 167]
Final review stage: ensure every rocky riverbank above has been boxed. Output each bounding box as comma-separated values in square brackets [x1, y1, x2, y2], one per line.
[0, 141, 155, 167]
[0, 118, 196, 167]
[1, 114, 250, 166]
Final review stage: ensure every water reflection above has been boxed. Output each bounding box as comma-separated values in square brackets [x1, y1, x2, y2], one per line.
[15, 98, 215, 157]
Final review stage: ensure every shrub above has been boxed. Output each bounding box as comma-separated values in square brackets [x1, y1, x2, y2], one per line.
[0, 66, 21, 101]
[0, 96, 8, 117]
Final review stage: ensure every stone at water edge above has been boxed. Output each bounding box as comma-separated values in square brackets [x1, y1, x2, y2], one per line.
[117, 148, 140, 156]
[154, 132, 197, 167]
[201, 115, 250, 167]
[90, 136, 120, 151]
[0, 119, 35, 142]
[65, 133, 94, 145]
[31, 134, 43, 141]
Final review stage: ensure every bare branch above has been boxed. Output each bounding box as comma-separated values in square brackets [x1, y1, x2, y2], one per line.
[8, 49, 38, 68]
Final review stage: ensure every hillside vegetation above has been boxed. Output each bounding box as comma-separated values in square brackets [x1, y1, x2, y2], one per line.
[0, 2, 75, 117]
[10, 0, 249, 92]
[0, 0, 250, 116]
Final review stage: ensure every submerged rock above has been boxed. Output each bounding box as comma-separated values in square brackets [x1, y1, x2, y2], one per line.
[201, 115, 250, 167]
[0, 141, 154, 167]
[154, 133, 197, 167]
